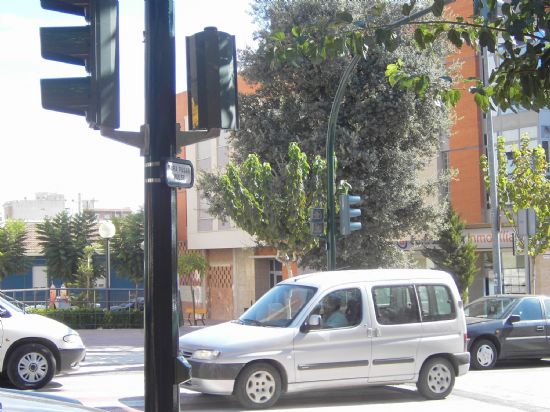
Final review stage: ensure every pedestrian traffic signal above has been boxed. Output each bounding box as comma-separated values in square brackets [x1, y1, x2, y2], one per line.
[39, 0, 120, 129]
[339, 194, 362, 236]
[186, 27, 239, 131]
[310, 207, 325, 237]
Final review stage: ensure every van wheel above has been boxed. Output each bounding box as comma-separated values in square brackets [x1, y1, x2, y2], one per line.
[7, 343, 56, 389]
[234, 362, 282, 409]
[416, 357, 455, 400]
[470, 339, 497, 370]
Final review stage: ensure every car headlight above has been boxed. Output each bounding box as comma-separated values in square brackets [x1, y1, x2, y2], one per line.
[63, 333, 82, 344]
[192, 349, 221, 360]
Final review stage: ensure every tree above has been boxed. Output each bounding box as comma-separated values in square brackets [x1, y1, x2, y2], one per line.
[178, 252, 208, 326]
[37, 210, 98, 283]
[200, 142, 326, 275]
[0, 220, 29, 279]
[481, 134, 550, 257]
[209, 0, 451, 269]
[422, 206, 478, 302]
[110, 210, 145, 287]
[267, 0, 549, 112]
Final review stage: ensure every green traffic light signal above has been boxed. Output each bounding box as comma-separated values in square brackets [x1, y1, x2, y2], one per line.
[39, 0, 119, 129]
[339, 194, 362, 236]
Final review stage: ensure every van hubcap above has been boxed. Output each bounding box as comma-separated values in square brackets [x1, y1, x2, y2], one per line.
[476, 344, 494, 366]
[426, 363, 452, 393]
[245, 370, 276, 403]
[18, 352, 48, 383]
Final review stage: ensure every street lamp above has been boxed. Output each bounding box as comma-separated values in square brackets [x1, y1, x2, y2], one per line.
[99, 220, 116, 309]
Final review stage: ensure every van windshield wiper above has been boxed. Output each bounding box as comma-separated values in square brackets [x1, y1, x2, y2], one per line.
[239, 318, 265, 327]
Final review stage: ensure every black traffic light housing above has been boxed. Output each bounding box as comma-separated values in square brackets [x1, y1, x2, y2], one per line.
[40, 0, 120, 129]
[186, 27, 239, 131]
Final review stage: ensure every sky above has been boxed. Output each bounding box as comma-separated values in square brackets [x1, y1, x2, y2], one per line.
[0, 0, 258, 217]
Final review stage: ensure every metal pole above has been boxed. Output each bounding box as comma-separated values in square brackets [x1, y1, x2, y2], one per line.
[481, 47, 503, 294]
[144, 1, 179, 411]
[106, 238, 111, 309]
[325, 2, 450, 270]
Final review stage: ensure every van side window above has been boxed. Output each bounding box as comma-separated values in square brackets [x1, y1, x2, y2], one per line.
[417, 285, 456, 321]
[311, 288, 362, 329]
[372, 285, 419, 325]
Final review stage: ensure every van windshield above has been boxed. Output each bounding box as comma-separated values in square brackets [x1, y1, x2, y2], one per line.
[238, 284, 317, 327]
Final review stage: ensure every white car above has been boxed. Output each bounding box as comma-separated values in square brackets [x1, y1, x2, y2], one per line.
[0, 296, 86, 389]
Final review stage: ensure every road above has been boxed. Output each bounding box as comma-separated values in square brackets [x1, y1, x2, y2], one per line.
[26, 328, 550, 412]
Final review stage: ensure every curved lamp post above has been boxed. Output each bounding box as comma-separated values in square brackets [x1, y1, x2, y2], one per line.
[99, 220, 116, 309]
[325, 1, 452, 270]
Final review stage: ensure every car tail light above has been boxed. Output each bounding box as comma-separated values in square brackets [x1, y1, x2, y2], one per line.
[464, 332, 468, 351]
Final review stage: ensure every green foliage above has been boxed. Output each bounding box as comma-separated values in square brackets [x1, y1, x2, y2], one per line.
[199, 142, 326, 270]
[0, 220, 29, 279]
[480, 134, 550, 256]
[224, 0, 450, 269]
[266, 0, 550, 111]
[178, 252, 208, 280]
[37, 210, 99, 283]
[28, 308, 143, 329]
[110, 210, 144, 286]
[422, 207, 478, 302]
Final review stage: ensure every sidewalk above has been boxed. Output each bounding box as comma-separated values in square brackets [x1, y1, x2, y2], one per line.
[77, 319, 225, 347]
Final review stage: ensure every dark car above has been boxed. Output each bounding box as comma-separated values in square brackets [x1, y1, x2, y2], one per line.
[110, 297, 144, 312]
[464, 295, 550, 370]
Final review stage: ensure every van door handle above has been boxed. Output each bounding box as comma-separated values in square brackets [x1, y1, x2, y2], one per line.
[536, 326, 544, 332]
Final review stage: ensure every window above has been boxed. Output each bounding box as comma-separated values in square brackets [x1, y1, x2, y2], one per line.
[197, 192, 213, 232]
[512, 298, 543, 321]
[217, 134, 230, 169]
[372, 285, 420, 325]
[416, 285, 456, 322]
[544, 299, 550, 320]
[197, 140, 211, 172]
[312, 288, 362, 329]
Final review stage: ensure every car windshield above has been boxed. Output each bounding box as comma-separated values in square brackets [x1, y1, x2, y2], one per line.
[237, 284, 317, 327]
[464, 297, 518, 319]
[0, 295, 25, 314]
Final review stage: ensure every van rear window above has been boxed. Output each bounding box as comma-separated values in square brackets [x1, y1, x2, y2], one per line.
[417, 285, 456, 321]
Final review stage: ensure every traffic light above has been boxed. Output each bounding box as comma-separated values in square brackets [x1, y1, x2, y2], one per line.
[39, 0, 120, 129]
[186, 27, 239, 131]
[339, 194, 362, 236]
[310, 207, 325, 237]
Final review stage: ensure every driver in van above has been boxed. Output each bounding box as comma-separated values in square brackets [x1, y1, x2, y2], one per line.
[323, 294, 347, 328]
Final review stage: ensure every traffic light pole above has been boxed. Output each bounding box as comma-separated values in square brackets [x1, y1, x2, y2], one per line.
[143, 1, 180, 411]
[325, 2, 451, 271]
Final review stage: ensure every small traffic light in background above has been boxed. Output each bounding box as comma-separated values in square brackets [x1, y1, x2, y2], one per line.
[40, 0, 120, 129]
[310, 207, 325, 237]
[186, 27, 239, 131]
[339, 194, 362, 236]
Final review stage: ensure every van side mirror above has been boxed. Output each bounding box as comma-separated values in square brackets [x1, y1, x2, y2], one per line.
[0, 307, 10, 318]
[508, 314, 521, 324]
[301, 314, 322, 333]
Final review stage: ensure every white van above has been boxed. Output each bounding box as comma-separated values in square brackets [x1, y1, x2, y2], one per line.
[179, 269, 470, 409]
[0, 295, 86, 389]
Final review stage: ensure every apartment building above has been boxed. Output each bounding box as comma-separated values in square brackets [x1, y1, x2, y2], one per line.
[446, 0, 550, 298]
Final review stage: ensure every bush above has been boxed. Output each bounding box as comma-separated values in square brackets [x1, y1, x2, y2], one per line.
[27, 308, 144, 329]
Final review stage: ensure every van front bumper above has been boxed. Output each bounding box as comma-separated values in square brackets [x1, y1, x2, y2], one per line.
[58, 348, 86, 371]
[181, 360, 244, 395]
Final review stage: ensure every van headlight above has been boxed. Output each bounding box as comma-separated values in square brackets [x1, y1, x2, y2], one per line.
[192, 350, 221, 360]
[63, 333, 82, 344]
